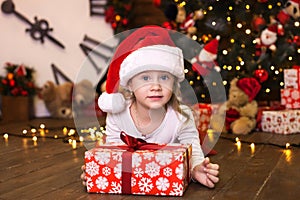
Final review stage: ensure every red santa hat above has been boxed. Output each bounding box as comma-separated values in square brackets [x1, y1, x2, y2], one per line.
[267, 24, 284, 36]
[290, 0, 300, 5]
[98, 25, 185, 113]
[203, 36, 220, 55]
[236, 77, 261, 102]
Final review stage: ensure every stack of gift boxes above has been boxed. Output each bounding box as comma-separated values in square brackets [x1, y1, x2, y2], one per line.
[261, 66, 300, 134]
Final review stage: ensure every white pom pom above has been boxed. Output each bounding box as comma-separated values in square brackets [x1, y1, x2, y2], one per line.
[98, 92, 126, 113]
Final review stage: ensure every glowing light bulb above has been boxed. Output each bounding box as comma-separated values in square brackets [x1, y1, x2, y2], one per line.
[3, 133, 8, 140]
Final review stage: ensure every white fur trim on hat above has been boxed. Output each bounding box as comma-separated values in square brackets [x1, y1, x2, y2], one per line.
[98, 92, 126, 113]
[119, 45, 185, 87]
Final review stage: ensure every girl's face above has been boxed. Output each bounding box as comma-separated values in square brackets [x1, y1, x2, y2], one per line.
[128, 70, 175, 109]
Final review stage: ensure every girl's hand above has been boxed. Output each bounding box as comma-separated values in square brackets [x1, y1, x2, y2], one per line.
[80, 165, 87, 186]
[192, 157, 219, 188]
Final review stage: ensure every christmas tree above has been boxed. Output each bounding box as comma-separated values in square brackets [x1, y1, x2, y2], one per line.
[103, 0, 300, 103]
[157, 0, 300, 103]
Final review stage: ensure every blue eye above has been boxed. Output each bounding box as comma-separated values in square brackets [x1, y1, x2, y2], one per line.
[142, 76, 150, 81]
[160, 75, 169, 81]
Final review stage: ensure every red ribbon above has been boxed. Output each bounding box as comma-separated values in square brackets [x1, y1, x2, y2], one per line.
[97, 131, 190, 194]
[120, 131, 168, 194]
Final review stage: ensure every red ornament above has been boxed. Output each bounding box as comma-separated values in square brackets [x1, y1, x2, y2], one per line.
[293, 36, 300, 46]
[122, 18, 128, 26]
[105, 6, 115, 23]
[123, 4, 132, 11]
[252, 15, 266, 32]
[111, 22, 117, 29]
[153, 0, 161, 7]
[9, 79, 15, 87]
[254, 69, 269, 83]
[21, 90, 28, 96]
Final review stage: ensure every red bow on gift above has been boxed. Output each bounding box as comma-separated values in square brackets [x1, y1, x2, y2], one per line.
[120, 131, 164, 151]
[116, 132, 190, 194]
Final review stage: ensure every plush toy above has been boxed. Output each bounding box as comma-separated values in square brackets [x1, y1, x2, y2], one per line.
[191, 36, 221, 76]
[210, 77, 261, 135]
[255, 24, 283, 58]
[39, 81, 73, 119]
[276, 0, 300, 25]
[162, 3, 204, 37]
[72, 79, 96, 118]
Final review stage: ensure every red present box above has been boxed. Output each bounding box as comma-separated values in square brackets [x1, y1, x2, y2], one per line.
[281, 89, 300, 109]
[193, 103, 212, 134]
[85, 132, 192, 196]
[261, 110, 300, 134]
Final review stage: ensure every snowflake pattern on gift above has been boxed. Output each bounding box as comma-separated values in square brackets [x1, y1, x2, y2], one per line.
[163, 167, 173, 177]
[102, 166, 111, 176]
[291, 90, 300, 100]
[86, 160, 99, 176]
[134, 167, 144, 178]
[155, 152, 172, 166]
[131, 177, 136, 187]
[169, 182, 184, 196]
[96, 176, 109, 190]
[85, 151, 93, 160]
[281, 89, 300, 109]
[112, 152, 123, 161]
[143, 152, 154, 160]
[109, 182, 121, 193]
[145, 161, 160, 178]
[175, 163, 184, 180]
[156, 177, 170, 191]
[86, 177, 94, 191]
[95, 151, 110, 165]
[114, 163, 122, 179]
[132, 153, 142, 167]
[138, 177, 154, 192]
[174, 152, 184, 162]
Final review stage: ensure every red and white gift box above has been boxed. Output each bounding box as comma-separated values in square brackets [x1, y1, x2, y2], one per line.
[193, 103, 212, 134]
[280, 89, 300, 109]
[261, 110, 300, 134]
[85, 132, 192, 196]
[284, 68, 300, 89]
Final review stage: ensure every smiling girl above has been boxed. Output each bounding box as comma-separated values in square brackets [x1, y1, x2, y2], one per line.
[82, 26, 219, 188]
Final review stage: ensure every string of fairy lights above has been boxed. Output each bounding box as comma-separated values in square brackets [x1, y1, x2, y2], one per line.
[1, 123, 106, 149]
[2, 123, 299, 155]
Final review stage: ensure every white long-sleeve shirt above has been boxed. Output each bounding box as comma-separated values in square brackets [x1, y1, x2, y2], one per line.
[105, 101, 205, 170]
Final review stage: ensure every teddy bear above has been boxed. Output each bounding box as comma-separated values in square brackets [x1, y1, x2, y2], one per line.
[162, 3, 204, 37]
[39, 81, 73, 119]
[210, 77, 261, 135]
[276, 0, 300, 25]
[72, 79, 97, 118]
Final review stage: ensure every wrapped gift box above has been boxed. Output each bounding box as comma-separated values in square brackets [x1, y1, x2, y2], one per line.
[284, 68, 300, 89]
[193, 103, 212, 134]
[85, 143, 192, 196]
[280, 89, 300, 109]
[261, 110, 300, 134]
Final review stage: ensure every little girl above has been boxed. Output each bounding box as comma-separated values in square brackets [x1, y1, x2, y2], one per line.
[81, 26, 219, 189]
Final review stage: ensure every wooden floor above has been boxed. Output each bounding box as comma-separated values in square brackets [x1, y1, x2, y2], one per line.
[1, 117, 300, 200]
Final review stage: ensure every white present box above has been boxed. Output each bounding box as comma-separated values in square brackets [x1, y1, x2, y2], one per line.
[284, 69, 300, 89]
[261, 110, 300, 134]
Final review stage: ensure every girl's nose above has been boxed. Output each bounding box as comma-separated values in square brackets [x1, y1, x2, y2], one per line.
[150, 82, 162, 91]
